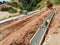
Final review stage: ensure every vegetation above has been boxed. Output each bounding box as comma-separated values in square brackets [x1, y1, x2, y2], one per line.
[19, 10, 23, 14]
[0, 7, 17, 13]
[8, 8, 17, 13]
[54, 0, 60, 4]
[7, 2, 23, 9]
[0, 1, 3, 4]
[35, 0, 60, 9]
[0, 1, 7, 4]
[0, 0, 60, 13]
[17, 2, 23, 9]
[19, 0, 42, 11]
[3, 1, 7, 3]
[0, 7, 13, 11]
[8, 2, 19, 8]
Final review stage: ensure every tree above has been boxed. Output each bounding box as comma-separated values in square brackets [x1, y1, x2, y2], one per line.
[8, 2, 19, 8]
[18, 2, 23, 9]
[0, 1, 3, 4]
[20, 0, 42, 11]
[3, 1, 6, 3]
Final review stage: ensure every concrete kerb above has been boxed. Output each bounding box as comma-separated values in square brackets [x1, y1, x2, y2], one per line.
[0, 10, 40, 24]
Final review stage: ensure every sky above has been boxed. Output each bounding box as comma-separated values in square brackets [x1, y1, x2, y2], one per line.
[0, 0, 10, 2]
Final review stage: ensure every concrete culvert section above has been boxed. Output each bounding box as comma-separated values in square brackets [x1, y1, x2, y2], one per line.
[43, 7, 60, 45]
[30, 9, 55, 45]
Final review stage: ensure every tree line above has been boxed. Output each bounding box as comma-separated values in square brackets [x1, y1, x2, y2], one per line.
[0, 1, 7, 4]
[19, 0, 42, 11]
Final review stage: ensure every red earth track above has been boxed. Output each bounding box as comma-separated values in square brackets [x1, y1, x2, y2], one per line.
[0, 10, 43, 30]
[0, 9, 52, 45]
[0, 10, 47, 41]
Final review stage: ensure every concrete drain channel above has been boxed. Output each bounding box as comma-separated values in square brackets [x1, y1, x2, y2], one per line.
[29, 9, 55, 45]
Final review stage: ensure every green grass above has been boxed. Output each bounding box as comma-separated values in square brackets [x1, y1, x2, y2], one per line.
[54, 0, 60, 4]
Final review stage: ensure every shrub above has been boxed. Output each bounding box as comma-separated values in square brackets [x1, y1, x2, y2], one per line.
[8, 8, 17, 13]
[9, 2, 19, 8]
[18, 2, 23, 9]
[0, 1, 3, 4]
[0, 7, 13, 11]
[1, 7, 17, 13]
[19, 10, 23, 14]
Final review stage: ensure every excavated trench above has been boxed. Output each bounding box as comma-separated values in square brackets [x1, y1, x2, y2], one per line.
[43, 8, 60, 45]
[0, 9, 52, 45]
[9, 10, 52, 45]
[0, 10, 47, 41]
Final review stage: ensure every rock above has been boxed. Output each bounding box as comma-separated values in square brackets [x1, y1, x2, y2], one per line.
[0, 34, 4, 41]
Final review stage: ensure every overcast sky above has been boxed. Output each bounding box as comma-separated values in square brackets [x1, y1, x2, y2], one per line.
[0, 0, 10, 2]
